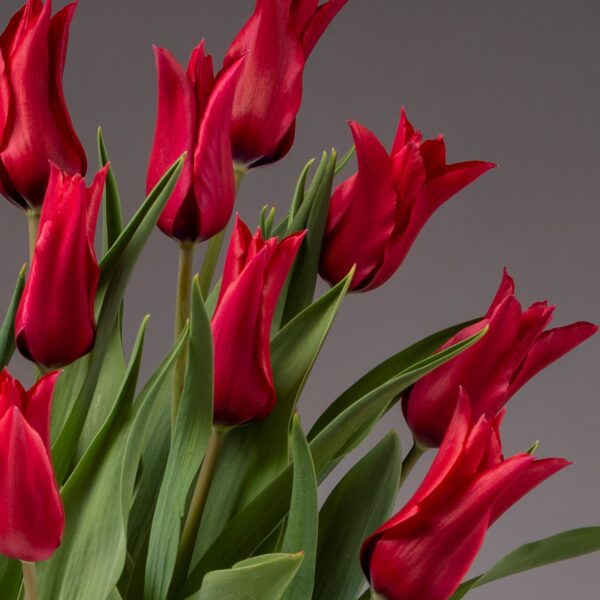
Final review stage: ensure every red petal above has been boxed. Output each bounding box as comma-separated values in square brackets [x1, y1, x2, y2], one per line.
[148, 46, 197, 240]
[320, 121, 396, 290]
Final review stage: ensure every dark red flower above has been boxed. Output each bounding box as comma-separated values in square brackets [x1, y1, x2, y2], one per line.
[212, 216, 305, 426]
[320, 108, 495, 291]
[16, 164, 107, 367]
[403, 270, 598, 448]
[0, 0, 86, 210]
[147, 42, 244, 243]
[362, 390, 569, 600]
[0, 369, 63, 562]
[224, 0, 349, 168]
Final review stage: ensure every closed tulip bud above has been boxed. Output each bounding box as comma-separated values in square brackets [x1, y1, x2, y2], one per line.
[212, 216, 305, 427]
[403, 270, 598, 448]
[361, 390, 569, 600]
[320, 108, 495, 291]
[0, 0, 87, 210]
[16, 163, 108, 368]
[224, 0, 349, 168]
[147, 42, 244, 244]
[0, 369, 63, 562]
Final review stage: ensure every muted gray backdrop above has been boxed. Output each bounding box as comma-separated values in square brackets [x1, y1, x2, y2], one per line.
[0, 1, 598, 598]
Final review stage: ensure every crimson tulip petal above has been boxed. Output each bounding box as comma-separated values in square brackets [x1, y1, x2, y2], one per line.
[0, 406, 64, 562]
[509, 321, 598, 395]
[192, 56, 244, 240]
[23, 370, 59, 453]
[300, 0, 349, 56]
[490, 457, 571, 524]
[148, 46, 197, 241]
[320, 121, 396, 290]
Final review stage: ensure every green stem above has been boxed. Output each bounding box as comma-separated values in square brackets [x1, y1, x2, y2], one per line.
[26, 210, 40, 265]
[399, 442, 426, 487]
[171, 242, 195, 430]
[21, 562, 37, 600]
[170, 428, 226, 596]
[197, 166, 247, 299]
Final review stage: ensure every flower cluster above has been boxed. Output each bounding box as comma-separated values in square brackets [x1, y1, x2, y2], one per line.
[0, 2, 596, 600]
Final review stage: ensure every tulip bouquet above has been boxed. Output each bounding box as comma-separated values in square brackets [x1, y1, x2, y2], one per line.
[0, 1, 597, 600]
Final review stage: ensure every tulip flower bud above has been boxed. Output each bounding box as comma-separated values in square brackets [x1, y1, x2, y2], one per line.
[403, 270, 599, 448]
[0, 369, 64, 562]
[362, 390, 569, 600]
[0, 0, 87, 210]
[15, 164, 108, 368]
[320, 108, 496, 291]
[212, 216, 305, 427]
[224, 0, 349, 168]
[147, 42, 245, 243]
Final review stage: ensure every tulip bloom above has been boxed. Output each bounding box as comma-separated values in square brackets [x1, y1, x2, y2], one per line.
[212, 217, 305, 426]
[320, 109, 495, 291]
[0, 0, 87, 210]
[147, 43, 244, 244]
[16, 164, 108, 368]
[224, 0, 349, 168]
[0, 369, 63, 562]
[403, 270, 598, 448]
[362, 390, 569, 600]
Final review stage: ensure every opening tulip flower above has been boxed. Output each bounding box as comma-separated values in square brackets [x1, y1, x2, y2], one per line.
[15, 164, 108, 368]
[147, 42, 245, 243]
[320, 109, 496, 291]
[212, 216, 305, 426]
[224, 0, 349, 168]
[0, 369, 63, 562]
[361, 389, 569, 600]
[0, 0, 86, 210]
[403, 270, 598, 448]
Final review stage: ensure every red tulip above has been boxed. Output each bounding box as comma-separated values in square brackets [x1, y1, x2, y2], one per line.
[15, 163, 108, 368]
[404, 270, 598, 448]
[224, 0, 349, 168]
[320, 108, 495, 291]
[212, 216, 305, 426]
[147, 42, 244, 243]
[0, 0, 86, 210]
[0, 369, 63, 562]
[361, 390, 569, 600]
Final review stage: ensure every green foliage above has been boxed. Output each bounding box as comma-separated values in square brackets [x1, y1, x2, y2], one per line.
[314, 432, 402, 600]
[450, 527, 600, 599]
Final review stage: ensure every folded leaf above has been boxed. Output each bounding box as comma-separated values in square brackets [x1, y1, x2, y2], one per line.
[0, 264, 26, 369]
[450, 526, 600, 599]
[195, 553, 303, 600]
[314, 431, 401, 600]
[281, 416, 319, 600]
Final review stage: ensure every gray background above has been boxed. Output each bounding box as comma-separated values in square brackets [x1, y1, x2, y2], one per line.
[1, 1, 598, 597]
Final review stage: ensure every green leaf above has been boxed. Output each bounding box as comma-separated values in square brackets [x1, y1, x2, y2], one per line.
[39, 320, 189, 600]
[450, 526, 600, 599]
[0, 558, 21, 600]
[334, 145, 355, 175]
[281, 416, 319, 600]
[183, 327, 486, 596]
[51, 156, 184, 482]
[145, 278, 213, 600]
[0, 264, 26, 369]
[308, 318, 481, 441]
[280, 151, 336, 325]
[288, 158, 316, 226]
[195, 553, 303, 600]
[97, 128, 124, 254]
[314, 431, 402, 600]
